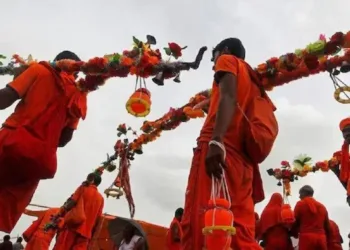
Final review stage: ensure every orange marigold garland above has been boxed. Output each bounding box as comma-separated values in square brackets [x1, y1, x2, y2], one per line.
[0, 35, 208, 92]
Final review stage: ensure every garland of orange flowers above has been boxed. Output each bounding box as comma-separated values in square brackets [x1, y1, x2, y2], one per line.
[266, 153, 341, 196]
[44, 156, 117, 231]
[0, 35, 207, 92]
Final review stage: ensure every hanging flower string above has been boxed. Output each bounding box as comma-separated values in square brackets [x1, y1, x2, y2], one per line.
[103, 124, 142, 218]
[0, 35, 208, 92]
[266, 154, 341, 196]
[44, 156, 117, 231]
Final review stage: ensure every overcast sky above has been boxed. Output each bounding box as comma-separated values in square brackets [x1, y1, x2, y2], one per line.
[1, 0, 350, 248]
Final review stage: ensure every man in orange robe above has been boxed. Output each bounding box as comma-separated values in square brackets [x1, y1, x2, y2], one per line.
[53, 173, 104, 250]
[166, 208, 184, 250]
[334, 118, 350, 206]
[23, 207, 60, 250]
[181, 38, 278, 250]
[328, 219, 343, 250]
[258, 193, 293, 250]
[291, 185, 331, 250]
[0, 51, 86, 233]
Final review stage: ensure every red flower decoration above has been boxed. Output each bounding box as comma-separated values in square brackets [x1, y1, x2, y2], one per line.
[79, 75, 109, 92]
[324, 42, 338, 54]
[304, 55, 319, 70]
[330, 32, 344, 46]
[282, 169, 292, 178]
[281, 160, 289, 166]
[168, 43, 183, 58]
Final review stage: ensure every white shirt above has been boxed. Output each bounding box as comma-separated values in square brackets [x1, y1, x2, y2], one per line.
[119, 235, 141, 250]
[13, 242, 24, 250]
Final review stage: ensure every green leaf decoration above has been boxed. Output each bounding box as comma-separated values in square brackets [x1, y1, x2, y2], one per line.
[112, 53, 121, 62]
[133, 36, 141, 47]
[304, 157, 312, 163]
[164, 47, 172, 56]
[0, 55, 6, 59]
[181, 46, 188, 50]
[117, 132, 122, 137]
[146, 35, 156, 45]
[0, 62, 2, 66]
[293, 159, 303, 165]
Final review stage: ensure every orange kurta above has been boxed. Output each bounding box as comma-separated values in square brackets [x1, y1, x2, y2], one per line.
[166, 217, 183, 250]
[258, 193, 293, 250]
[0, 63, 86, 233]
[293, 197, 329, 250]
[54, 185, 104, 250]
[328, 220, 343, 250]
[24, 208, 60, 250]
[181, 55, 265, 250]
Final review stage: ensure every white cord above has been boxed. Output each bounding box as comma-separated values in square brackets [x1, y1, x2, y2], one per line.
[209, 140, 226, 160]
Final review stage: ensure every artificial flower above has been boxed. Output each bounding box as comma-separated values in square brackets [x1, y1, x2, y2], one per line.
[330, 32, 344, 45]
[120, 57, 134, 66]
[344, 31, 350, 48]
[281, 161, 289, 167]
[306, 40, 326, 55]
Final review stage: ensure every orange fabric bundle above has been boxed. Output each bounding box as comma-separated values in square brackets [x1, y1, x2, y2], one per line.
[339, 117, 350, 131]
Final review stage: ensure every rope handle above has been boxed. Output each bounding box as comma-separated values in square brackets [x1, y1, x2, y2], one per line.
[208, 140, 231, 207]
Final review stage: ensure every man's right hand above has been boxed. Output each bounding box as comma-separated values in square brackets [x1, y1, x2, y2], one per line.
[342, 125, 350, 144]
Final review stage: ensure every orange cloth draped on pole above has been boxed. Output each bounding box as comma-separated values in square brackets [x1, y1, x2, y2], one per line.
[328, 220, 343, 250]
[181, 54, 269, 250]
[53, 184, 104, 250]
[0, 62, 86, 233]
[23, 207, 60, 250]
[166, 217, 183, 250]
[292, 197, 330, 250]
[258, 193, 293, 250]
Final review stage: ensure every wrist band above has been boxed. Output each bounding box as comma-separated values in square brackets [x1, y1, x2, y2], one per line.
[209, 140, 226, 160]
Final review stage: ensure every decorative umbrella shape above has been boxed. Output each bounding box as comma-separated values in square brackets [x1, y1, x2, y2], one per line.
[108, 217, 149, 250]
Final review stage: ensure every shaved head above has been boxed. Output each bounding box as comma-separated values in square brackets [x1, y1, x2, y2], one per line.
[299, 185, 314, 199]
